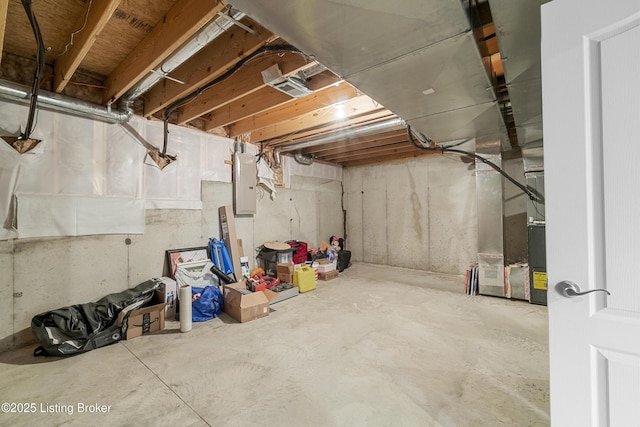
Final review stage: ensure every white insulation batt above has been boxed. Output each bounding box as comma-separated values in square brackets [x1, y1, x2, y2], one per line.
[0, 100, 342, 241]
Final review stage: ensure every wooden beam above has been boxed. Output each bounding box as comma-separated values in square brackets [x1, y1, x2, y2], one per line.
[234, 95, 386, 141]
[103, 0, 226, 105]
[144, 17, 275, 117]
[228, 81, 359, 135]
[177, 51, 311, 125]
[53, 0, 121, 93]
[0, 0, 7, 63]
[318, 142, 416, 162]
[341, 150, 440, 168]
[308, 134, 409, 158]
[303, 129, 407, 155]
[203, 86, 294, 131]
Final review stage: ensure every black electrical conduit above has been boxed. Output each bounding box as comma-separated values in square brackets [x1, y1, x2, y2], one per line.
[407, 126, 540, 202]
[161, 44, 303, 158]
[19, 0, 45, 141]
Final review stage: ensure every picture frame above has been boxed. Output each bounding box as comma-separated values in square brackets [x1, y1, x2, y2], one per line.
[166, 246, 210, 279]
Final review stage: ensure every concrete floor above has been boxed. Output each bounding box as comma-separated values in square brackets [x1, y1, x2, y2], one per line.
[0, 263, 549, 427]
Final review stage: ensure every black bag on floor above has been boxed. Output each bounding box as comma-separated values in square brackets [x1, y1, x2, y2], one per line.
[31, 279, 160, 357]
[337, 250, 351, 272]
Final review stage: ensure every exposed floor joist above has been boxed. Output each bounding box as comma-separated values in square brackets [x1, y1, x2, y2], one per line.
[53, 0, 121, 93]
[177, 50, 311, 125]
[103, 0, 226, 105]
[143, 17, 275, 117]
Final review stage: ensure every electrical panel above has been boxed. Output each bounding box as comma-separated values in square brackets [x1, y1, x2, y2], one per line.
[233, 152, 257, 215]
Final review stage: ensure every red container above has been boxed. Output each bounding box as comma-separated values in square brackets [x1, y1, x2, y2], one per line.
[286, 240, 308, 264]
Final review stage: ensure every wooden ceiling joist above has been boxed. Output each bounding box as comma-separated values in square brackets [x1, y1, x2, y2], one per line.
[53, 0, 121, 93]
[227, 81, 359, 136]
[103, 0, 226, 105]
[144, 17, 275, 117]
[203, 86, 294, 131]
[340, 150, 440, 168]
[319, 142, 416, 162]
[304, 129, 408, 155]
[177, 51, 311, 125]
[234, 95, 387, 141]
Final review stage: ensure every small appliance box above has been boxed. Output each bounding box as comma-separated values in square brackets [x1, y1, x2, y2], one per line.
[154, 277, 178, 320]
[117, 303, 166, 340]
[277, 263, 295, 283]
[223, 282, 279, 323]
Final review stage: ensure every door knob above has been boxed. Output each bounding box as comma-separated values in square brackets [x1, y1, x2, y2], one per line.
[556, 280, 610, 298]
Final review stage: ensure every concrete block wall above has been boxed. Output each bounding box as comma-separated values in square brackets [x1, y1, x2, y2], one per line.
[343, 156, 478, 275]
[0, 177, 343, 352]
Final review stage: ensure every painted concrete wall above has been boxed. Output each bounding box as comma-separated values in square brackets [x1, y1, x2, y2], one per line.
[343, 156, 478, 275]
[0, 176, 343, 352]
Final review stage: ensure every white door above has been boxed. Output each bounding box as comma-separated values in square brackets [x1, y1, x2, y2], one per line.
[542, 0, 640, 425]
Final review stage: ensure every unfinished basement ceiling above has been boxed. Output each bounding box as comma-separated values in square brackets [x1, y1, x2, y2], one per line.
[0, 0, 545, 167]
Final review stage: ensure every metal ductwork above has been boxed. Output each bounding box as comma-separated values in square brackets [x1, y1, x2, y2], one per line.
[124, 7, 246, 101]
[278, 117, 405, 152]
[475, 136, 506, 298]
[0, 79, 132, 124]
[293, 152, 314, 165]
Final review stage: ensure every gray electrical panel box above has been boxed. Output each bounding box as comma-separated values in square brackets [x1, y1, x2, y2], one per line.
[233, 152, 257, 215]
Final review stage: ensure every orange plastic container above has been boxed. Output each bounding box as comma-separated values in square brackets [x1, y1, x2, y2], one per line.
[293, 266, 316, 293]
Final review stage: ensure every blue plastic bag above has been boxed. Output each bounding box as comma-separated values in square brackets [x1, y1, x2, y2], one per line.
[177, 285, 223, 322]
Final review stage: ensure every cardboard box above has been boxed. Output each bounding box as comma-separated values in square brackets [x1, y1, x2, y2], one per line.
[223, 282, 279, 323]
[312, 259, 337, 273]
[277, 263, 294, 283]
[117, 302, 166, 340]
[154, 277, 178, 320]
[319, 270, 339, 281]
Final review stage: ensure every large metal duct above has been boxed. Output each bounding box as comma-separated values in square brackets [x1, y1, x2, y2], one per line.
[0, 79, 132, 124]
[475, 135, 506, 297]
[228, 0, 504, 144]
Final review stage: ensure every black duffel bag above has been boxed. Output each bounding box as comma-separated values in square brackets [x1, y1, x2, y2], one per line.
[31, 279, 160, 357]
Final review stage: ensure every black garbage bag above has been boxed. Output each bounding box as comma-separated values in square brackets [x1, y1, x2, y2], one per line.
[31, 279, 160, 357]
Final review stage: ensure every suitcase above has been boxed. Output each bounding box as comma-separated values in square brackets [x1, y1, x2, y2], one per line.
[286, 240, 308, 264]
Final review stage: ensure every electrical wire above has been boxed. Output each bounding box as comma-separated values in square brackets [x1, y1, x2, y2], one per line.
[161, 44, 303, 156]
[407, 126, 541, 202]
[56, 0, 93, 57]
[20, 0, 46, 141]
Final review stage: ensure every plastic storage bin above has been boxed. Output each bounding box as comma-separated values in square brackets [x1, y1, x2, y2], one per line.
[293, 266, 316, 293]
[257, 247, 294, 276]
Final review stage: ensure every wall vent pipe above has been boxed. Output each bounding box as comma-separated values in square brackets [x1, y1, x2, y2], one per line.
[0, 79, 132, 124]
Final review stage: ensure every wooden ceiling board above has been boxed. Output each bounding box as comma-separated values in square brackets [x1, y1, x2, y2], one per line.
[4, 0, 86, 63]
[79, 0, 178, 76]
